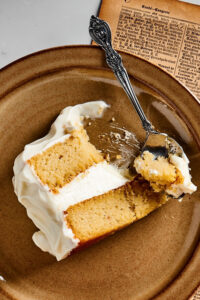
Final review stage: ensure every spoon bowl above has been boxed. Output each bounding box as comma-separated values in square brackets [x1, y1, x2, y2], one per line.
[143, 131, 184, 159]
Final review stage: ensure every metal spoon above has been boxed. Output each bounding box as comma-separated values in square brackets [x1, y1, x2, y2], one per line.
[89, 15, 184, 159]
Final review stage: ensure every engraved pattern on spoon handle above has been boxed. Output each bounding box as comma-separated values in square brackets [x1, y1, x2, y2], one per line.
[89, 15, 154, 133]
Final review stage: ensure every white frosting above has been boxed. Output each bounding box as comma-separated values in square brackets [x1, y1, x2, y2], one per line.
[13, 101, 128, 261]
[167, 152, 197, 198]
[149, 169, 159, 175]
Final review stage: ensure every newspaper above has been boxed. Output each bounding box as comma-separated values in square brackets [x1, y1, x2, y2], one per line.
[97, 0, 200, 100]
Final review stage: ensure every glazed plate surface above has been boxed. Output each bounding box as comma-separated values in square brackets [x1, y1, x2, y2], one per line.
[0, 46, 199, 300]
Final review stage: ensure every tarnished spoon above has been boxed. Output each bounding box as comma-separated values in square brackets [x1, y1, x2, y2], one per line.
[89, 15, 184, 159]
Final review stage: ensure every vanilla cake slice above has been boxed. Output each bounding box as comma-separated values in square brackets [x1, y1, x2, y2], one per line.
[13, 101, 168, 261]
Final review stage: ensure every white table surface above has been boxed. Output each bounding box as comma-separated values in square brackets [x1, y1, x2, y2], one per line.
[0, 0, 199, 69]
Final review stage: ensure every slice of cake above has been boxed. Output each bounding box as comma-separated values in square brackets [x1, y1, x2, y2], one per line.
[13, 101, 130, 260]
[13, 100, 196, 261]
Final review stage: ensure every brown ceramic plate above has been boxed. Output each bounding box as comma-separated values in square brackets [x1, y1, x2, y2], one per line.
[0, 46, 199, 300]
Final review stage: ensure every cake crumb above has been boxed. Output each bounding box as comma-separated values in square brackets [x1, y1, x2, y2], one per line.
[111, 117, 115, 122]
[88, 122, 92, 126]
[105, 153, 110, 162]
[116, 154, 122, 160]
[113, 133, 120, 139]
[98, 107, 103, 115]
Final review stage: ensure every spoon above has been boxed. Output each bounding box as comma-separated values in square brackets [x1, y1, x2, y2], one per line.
[89, 15, 184, 160]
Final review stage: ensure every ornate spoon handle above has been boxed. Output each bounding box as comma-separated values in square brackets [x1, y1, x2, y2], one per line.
[89, 15, 154, 133]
